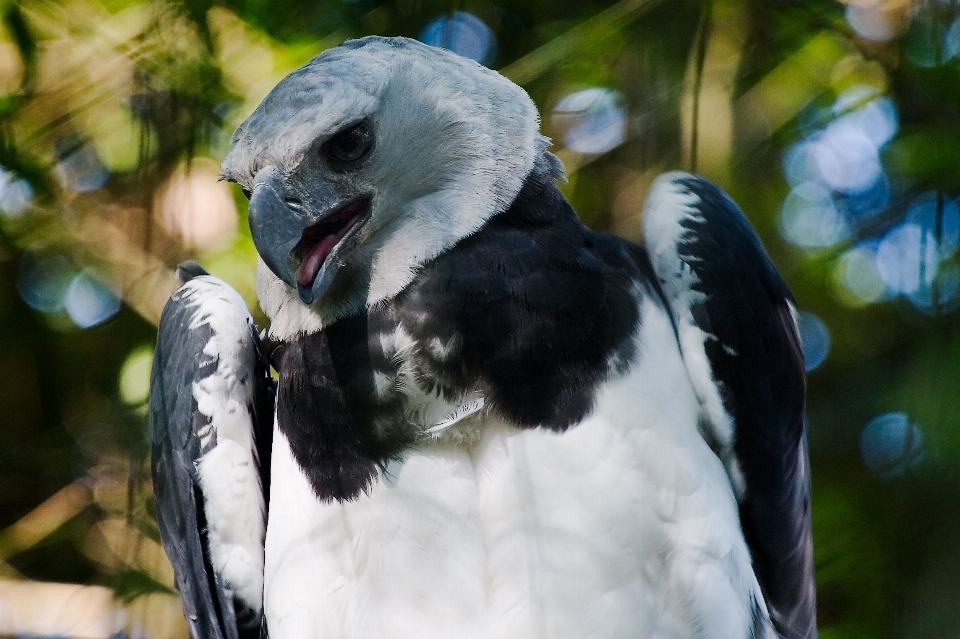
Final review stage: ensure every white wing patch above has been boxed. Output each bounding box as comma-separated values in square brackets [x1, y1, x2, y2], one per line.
[642, 172, 743, 495]
[177, 276, 266, 614]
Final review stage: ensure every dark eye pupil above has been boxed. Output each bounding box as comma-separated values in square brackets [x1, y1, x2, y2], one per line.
[326, 122, 373, 166]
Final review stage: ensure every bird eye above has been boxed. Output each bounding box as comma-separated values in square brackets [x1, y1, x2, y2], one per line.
[323, 121, 374, 169]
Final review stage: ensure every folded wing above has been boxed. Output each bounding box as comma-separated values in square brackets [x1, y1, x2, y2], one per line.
[642, 173, 815, 639]
[150, 267, 275, 639]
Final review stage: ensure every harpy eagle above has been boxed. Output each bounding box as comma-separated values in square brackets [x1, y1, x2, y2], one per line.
[151, 36, 815, 639]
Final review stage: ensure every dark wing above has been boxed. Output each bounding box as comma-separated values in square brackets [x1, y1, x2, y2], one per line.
[642, 172, 815, 639]
[150, 267, 274, 639]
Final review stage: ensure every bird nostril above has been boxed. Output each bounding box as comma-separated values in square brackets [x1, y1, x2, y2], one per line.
[284, 197, 302, 207]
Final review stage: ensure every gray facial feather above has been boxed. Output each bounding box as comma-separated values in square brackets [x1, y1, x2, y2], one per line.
[222, 36, 545, 340]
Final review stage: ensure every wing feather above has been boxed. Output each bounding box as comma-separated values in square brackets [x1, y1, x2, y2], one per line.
[642, 172, 815, 639]
[150, 270, 274, 639]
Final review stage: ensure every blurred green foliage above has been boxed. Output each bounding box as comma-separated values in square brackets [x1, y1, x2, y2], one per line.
[1, 0, 960, 637]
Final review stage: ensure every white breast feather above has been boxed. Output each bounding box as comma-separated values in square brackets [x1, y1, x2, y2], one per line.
[263, 295, 766, 638]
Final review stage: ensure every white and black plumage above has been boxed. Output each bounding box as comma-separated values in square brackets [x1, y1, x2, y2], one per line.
[150, 36, 815, 639]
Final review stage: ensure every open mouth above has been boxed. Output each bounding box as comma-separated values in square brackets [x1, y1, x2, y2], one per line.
[294, 195, 371, 289]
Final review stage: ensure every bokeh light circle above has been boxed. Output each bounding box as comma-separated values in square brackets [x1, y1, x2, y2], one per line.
[119, 346, 155, 405]
[64, 270, 121, 328]
[796, 311, 831, 371]
[552, 88, 627, 155]
[419, 12, 497, 66]
[905, 194, 960, 259]
[834, 241, 888, 305]
[56, 142, 109, 193]
[876, 223, 938, 296]
[845, 4, 903, 42]
[18, 253, 76, 313]
[0, 168, 34, 218]
[779, 182, 851, 249]
[812, 119, 882, 194]
[860, 412, 924, 480]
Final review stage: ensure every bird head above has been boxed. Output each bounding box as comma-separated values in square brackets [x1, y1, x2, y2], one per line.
[221, 37, 544, 338]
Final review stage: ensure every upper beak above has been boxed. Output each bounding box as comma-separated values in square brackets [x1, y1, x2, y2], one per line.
[247, 166, 368, 305]
[248, 166, 305, 294]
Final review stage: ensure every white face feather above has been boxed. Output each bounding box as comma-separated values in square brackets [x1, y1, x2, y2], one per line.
[222, 37, 544, 339]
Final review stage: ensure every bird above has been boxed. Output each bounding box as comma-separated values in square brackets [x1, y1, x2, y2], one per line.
[150, 36, 815, 639]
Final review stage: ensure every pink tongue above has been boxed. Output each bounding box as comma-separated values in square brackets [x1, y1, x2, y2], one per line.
[296, 234, 339, 288]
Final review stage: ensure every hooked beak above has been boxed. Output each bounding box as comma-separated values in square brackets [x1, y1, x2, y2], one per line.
[247, 167, 371, 304]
